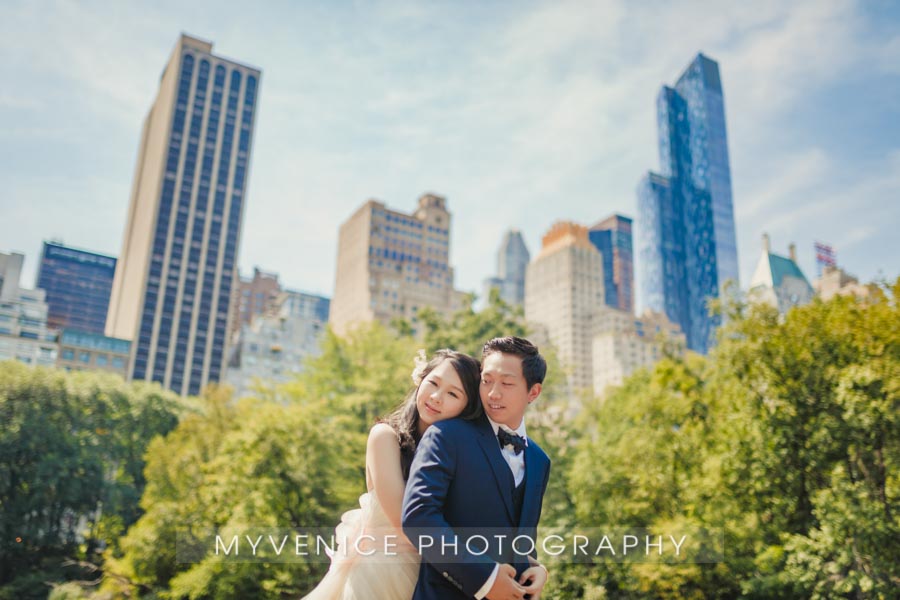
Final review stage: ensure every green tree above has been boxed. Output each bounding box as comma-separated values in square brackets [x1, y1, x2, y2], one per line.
[0, 363, 181, 597]
[558, 354, 737, 599]
[102, 323, 423, 598]
[712, 283, 899, 597]
[552, 279, 899, 598]
[287, 323, 419, 432]
[101, 385, 361, 598]
[418, 288, 529, 356]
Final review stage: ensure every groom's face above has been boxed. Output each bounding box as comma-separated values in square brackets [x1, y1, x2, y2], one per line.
[480, 351, 541, 429]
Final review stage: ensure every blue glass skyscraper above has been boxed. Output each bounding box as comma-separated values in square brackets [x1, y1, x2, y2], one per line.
[638, 53, 738, 353]
[107, 35, 260, 396]
[589, 214, 634, 313]
[36, 241, 116, 335]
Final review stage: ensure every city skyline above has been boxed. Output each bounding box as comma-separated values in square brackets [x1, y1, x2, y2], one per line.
[2, 1, 899, 307]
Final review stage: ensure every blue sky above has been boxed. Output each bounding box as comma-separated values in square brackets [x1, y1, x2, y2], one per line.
[1, 0, 898, 307]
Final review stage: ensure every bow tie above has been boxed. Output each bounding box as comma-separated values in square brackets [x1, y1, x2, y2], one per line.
[497, 428, 526, 455]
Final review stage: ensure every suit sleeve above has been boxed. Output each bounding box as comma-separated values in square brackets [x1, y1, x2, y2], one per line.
[533, 458, 551, 560]
[402, 424, 496, 597]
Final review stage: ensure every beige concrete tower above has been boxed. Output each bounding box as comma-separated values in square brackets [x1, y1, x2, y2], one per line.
[591, 306, 684, 397]
[525, 222, 605, 397]
[106, 34, 261, 396]
[330, 193, 458, 336]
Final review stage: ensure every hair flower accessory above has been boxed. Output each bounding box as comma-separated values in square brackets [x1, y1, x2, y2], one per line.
[411, 349, 428, 385]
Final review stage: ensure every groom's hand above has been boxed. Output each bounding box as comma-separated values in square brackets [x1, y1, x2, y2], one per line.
[486, 564, 526, 600]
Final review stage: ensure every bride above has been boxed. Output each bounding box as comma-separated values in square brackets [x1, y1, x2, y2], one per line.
[302, 349, 483, 599]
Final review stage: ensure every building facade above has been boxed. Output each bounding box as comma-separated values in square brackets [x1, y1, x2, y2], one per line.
[0, 251, 57, 367]
[330, 194, 458, 336]
[106, 34, 261, 396]
[226, 290, 330, 398]
[638, 53, 738, 354]
[814, 265, 873, 301]
[231, 267, 282, 337]
[57, 329, 131, 377]
[36, 241, 116, 335]
[525, 222, 605, 397]
[0, 251, 24, 302]
[589, 214, 634, 313]
[592, 306, 684, 397]
[748, 234, 814, 314]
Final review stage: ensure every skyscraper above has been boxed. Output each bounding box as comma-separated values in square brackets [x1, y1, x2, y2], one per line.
[330, 194, 461, 336]
[106, 34, 261, 396]
[637, 53, 738, 353]
[482, 229, 530, 307]
[497, 229, 530, 305]
[525, 222, 605, 396]
[36, 241, 116, 335]
[589, 214, 634, 313]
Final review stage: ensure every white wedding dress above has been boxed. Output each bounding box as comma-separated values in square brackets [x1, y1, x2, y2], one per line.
[301, 492, 420, 599]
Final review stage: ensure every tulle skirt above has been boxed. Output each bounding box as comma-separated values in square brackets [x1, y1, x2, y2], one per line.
[301, 493, 420, 600]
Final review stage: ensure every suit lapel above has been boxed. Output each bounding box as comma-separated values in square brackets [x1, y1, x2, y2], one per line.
[475, 418, 516, 523]
[518, 441, 543, 528]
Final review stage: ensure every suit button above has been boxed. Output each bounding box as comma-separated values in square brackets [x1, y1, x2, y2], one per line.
[442, 571, 449, 578]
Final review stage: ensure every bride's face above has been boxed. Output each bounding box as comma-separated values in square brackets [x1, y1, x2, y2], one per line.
[416, 359, 469, 429]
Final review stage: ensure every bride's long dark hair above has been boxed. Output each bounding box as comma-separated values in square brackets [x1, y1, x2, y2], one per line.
[379, 349, 482, 479]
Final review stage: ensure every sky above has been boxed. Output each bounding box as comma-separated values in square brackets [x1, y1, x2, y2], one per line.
[1, 0, 899, 307]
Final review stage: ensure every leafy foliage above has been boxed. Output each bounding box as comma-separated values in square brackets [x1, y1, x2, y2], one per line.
[556, 279, 900, 598]
[5, 279, 899, 598]
[0, 364, 181, 595]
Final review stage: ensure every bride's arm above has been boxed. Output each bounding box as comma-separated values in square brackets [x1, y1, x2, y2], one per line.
[365, 423, 406, 530]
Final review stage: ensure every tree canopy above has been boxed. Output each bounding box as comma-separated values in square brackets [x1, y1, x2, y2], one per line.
[3, 279, 897, 599]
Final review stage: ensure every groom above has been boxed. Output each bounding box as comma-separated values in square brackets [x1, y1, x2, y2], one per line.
[402, 336, 551, 599]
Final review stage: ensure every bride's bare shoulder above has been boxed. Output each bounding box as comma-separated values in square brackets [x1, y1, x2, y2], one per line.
[367, 423, 400, 454]
[368, 422, 398, 441]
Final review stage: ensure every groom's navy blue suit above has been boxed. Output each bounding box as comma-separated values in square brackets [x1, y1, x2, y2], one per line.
[402, 414, 551, 599]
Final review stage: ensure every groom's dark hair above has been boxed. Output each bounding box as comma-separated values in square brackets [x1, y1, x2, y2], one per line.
[482, 336, 547, 390]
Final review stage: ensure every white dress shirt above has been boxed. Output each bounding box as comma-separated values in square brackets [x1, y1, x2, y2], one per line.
[474, 417, 527, 599]
[488, 417, 527, 486]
